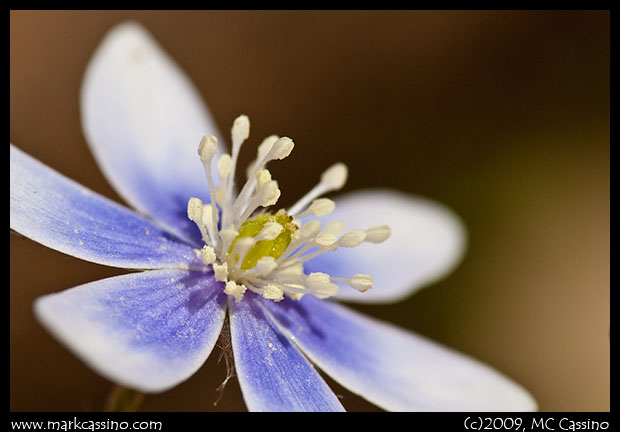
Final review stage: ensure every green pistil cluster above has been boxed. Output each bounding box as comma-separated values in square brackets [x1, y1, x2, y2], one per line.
[229, 209, 298, 270]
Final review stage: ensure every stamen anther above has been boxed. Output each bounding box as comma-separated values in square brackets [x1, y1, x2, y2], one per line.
[305, 272, 338, 298]
[224, 281, 246, 302]
[200, 245, 217, 265]
[323, 220, 346, 236]
[259, 181, 281, 207]
[321, 162, 348, 190]
[295, 198, 336, 217]
[198, 135, 218, 163]
[269, 137, 294, 160]
[217, 154, 232, 182]
[232, 115, 250, 146]
[337, 229, 367, 248]
[187, 197, 203, 222]
[262, 284, 284, 302]
[365, 225, 391, 243]
[213, 262, 229, 282]
[333, 274, 373, 292]
[288, 162, 348, 215]
[314, 232, 338, 248]
[257, 222, 284, 241]
[254, 256, 278, 276]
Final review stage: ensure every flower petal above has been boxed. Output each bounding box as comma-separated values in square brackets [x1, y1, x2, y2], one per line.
[229, 293, 345, 412]
[264, 295, 536, 411]
[10, 145, 204, 270]
[304, 189, 466, 303]
[81, 22, 224, 245]
[34, 269, 226, 393]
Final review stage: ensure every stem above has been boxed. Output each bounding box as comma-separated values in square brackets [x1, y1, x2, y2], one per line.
[104, 385, 145, 412]
[213, 316, 235, 407]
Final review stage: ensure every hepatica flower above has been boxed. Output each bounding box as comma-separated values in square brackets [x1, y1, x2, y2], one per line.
[10, 22, 536, 412]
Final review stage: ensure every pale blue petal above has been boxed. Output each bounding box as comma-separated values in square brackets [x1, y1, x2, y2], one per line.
[81, 22, 224, 245]
[304, 189, 467, 303]
[229, 293, 345, 412]
[264, 295, 537, 412]
[10, 144, 204, 270]
[34, 269, 226, 393]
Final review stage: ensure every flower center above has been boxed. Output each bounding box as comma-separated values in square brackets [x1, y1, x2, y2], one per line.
[229, 210, 297, 271]
[187, 115, 391, 303]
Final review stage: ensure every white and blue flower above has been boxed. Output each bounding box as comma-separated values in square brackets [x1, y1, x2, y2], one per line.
[9, 22, 536, 412]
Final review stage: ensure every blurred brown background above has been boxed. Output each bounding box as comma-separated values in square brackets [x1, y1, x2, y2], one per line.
[10, 10, 609, 411]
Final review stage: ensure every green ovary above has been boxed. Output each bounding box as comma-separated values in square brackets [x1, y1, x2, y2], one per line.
[228, 210, 298, 270]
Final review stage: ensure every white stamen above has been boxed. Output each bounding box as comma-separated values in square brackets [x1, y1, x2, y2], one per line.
[294, 198, 335, 218]
[217, 154, 232, 182]
[224, 280, 247, 302]
[254, 256, 278, 276]
[256, 222, 284, 241]
[201, 245, 217, 265]
[232, 115, 250, 147]
[220, 227, 238, 245]
[350, 274, 373, 292]
[187, 197, 210, 244]
[288, 162, 348, 215]
[333, 274, 373, 292]
[187, 197, 203, 222]
[262, 284, 284, 302]
[197, 135, 221, 246]
[200, 204, 219, 247]
[337, 229, 367, 248]
[321, 162, 348, 190]
[213, 262, 229, 282]
[200, 204, 214, 226]
[366, 225, 391, 243]
[233, 137, 291, 222]
[221, 115, 250, 230]
[246, 135, 280, 177]
[277, 220, 322, 263]
[257, 169, 272, 188]
[293, 219, 322, 243]
[198, 135, 218, 163]
[314, 232, 338, 248]
[323, 220, 346, 236]
[280, 228, 366, 268]
[232, 137, 288, 221]
[218, 227, 238, 257]
[305, 272, 338, 298]
[271, 262, 304, 280]
[230, 237, 256, 272]
[258, 135, 280, 157]
[269, 137, 295, 160]
[187, 115, 389, 303]
[231, 169, 267, 223]
[235, 181, 280, 228]
[260, 181, 281, 207]
[215, 186, 224, 207]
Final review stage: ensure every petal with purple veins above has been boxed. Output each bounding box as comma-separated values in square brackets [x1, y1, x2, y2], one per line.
[34, 269, 226, 393]
[304, 189, 466, 303]
[81, 22, 224, 245]
[263, 295, 537, 411]
[229, 292, 345, 412]
[10, 144, 204, 270]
